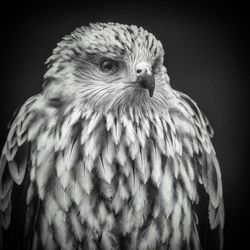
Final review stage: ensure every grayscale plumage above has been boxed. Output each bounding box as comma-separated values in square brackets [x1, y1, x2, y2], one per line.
[0, 23, 224, 250]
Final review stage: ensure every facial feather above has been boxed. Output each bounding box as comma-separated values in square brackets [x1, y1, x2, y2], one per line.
[43, 23, 172, 113]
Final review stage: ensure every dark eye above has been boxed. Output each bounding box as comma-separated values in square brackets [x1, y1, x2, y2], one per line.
[99, 59, 119, 73]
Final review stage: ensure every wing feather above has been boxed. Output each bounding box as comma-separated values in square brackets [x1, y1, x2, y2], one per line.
[175, 91, 224, 249]
[0, 95, 57, 249]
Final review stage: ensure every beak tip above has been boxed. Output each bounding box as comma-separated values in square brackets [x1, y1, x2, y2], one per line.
[136, 70, 155, 97]
[148, 85, 155, 97]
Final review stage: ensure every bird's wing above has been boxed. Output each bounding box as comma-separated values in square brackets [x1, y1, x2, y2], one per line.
[174, 90, 224, 250]
[0, 94, 50, 249]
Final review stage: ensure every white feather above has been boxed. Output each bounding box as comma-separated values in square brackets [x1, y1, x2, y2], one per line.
[36, 134, 54, 167]
[27, 119, 44, 142]
[101, 229, 117, 250]
[116, 141, 127, 166]
[105, 214, 115, 231]
[17, 131, 28, 146]
[70, 209, 84, 241]
[120, 205, 135, 235]
[206, 152, 222, 208]
[30, 164, 36, 182]
[186, 158, 195, 181]
[160, 219, 171, 244]
[80, 120, 90, 144]
[105, 112, 114, 131]
[56, 152, 67, 177]
[132, 184, 147, 212]
[172, 114, 195, 136]
[129, 140, 140, 161]
[96, 156, 115, 184]
[97, 201, 108, 224]
[53, 210, 68, 248]
[69, 181, 83, 205]
[169, 203, 182, 249]
[100, 181, 116, 200]
[36, 153, 54, 199]
[59, 118, 73, 150]
[76, 161, 93, 194]
[84, 156, 95, 172]
[8, 160, 26, 185]
[5, 144, 18, 161]
[151, 141, 162, 187]
[53, 179, 71, 211]
[84, 127, 102, 161]
[176, 184, 184, 206]
[183, 137, 194, 156]
[78, 194, 91, 222]
[111, 178, 129, 213]
[121, 115, 135, 145]
[153, 128, 166, 154]
[164, 113, 176, 134]
[40, 213, 50, 246]
[44, 195, 59, 226]
[127, 170, 140, 195]
[159, 164, 174, 217]
[179, 158, 196, 201]
[111, 120, 122, 145]
[83, 109, 93, 120]
[102, 133, 115, 164]
[87, 112, 102, 135]
[0, 183, 12, 212]
[191, 224, 201, 250]
[59, 170, 72, 190]
[174, 137, 183, 156]
[154, 115, 164, 140]
[192, 138, 199, 154]
[173, 157, 180, 179]
[135, 147, 149, 184]
[182, 195, 192, 241]
[120, 160, 132, 177]
[78, 195, 99, 229]
[137, 126, 146, 148]
[129, 107, 134, 121]
[64, 140, 79, 171]
[26, 182, 35, 205]
[138, 222, 159, 250]
[141, 118, 150, 137]
[166, 137, 174, 157]
[68, 107, 82, 126]
[152, 202, 160, 219]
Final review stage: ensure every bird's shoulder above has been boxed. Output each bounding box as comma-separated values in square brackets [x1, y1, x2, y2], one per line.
[166, 90, 214, 140]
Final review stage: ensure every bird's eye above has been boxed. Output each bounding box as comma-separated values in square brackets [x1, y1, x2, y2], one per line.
[99, 59, 119, 73]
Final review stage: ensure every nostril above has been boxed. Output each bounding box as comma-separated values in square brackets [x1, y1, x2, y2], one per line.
[136, 69, 142, 74]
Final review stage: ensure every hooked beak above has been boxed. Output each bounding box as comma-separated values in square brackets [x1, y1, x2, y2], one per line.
[136, 64, 155, 97]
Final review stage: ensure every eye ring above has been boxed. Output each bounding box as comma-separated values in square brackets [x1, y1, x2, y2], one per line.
[99, 59, 119, 73]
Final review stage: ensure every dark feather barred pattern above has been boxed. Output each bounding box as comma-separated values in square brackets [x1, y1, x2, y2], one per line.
[0, 23, 224, 250]
[0, 92, 224, 249]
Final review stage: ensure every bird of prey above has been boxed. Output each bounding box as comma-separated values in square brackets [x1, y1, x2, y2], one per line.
[0, 23, 224, 250]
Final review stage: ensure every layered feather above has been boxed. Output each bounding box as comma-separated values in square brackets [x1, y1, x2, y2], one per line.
[0, 86, 224, 250]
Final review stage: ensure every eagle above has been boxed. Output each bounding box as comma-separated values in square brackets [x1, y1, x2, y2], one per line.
[0, 23, 224, 250]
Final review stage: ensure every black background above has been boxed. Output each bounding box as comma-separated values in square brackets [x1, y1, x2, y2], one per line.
[1, 2, 249, 249]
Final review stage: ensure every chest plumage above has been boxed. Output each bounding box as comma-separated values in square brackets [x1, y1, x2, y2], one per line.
[1, 92, 223, 250]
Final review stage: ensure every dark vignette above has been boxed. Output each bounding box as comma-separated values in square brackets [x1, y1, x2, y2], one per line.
[1, 2, 249, 249]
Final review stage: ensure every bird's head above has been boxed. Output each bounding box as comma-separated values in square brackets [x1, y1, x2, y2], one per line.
[44, 23, 171, 113]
